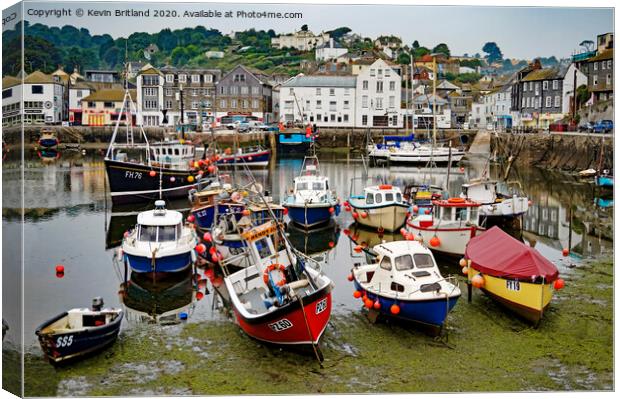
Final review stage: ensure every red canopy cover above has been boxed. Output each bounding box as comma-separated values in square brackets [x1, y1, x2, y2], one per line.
[465, 226, 559, 281]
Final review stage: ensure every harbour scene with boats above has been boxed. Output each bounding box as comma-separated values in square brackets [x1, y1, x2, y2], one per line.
[1, 3, 614, 396]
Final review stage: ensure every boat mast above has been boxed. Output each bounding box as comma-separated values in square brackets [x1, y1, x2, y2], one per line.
[432, 55, 437, 148]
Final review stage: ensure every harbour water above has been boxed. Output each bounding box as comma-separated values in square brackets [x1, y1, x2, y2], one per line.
[2, 148, 614, 394]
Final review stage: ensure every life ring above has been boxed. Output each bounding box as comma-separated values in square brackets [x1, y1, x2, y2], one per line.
[378, 184, 393, 190]
[448, 197, 466, 204]
[263, 263, 287, 287]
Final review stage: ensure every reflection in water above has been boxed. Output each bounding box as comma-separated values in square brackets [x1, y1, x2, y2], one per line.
[286, 220, 340, 259]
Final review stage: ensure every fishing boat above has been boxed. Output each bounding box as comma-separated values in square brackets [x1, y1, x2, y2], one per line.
[405, 197, 485, 257]
[387, 142, 465, 165]
[595, 170, 613, 188]
[403, 183, 444, 215]
[188, 184, 227, 231]
[277, 131, 315, 154]
[460, 179, 529, 223]
[367, 134, 417, 164]
[122, 200, 198, 273]
[350, 241, 460, 328]
[35, 297, 123, 364]
[38, 128, 59, 148]
[217, 145, 271, 168]
[223, 221, 333, 347]
[464, 226, 563, 324]
[347, 184, 409, 232]
[282, 156, 339, 228]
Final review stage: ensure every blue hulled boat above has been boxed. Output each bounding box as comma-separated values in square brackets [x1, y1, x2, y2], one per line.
[276, 131, 315, 154]
[350, 241, 460, 328]
[282, 156, 339, 228]
[122, 200, 198, 273]
[38, 128, 59, 148]
[595, 173, 613, 188]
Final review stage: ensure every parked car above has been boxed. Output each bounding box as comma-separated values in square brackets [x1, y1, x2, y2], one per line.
[593, 120, 613, 133]
[578, 121, 594, 132]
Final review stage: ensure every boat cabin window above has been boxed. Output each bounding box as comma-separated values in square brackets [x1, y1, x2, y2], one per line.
[139, 225, 158, 242]
[394, 254, 414, 271]
[296, 182, 309, 191]
[385, 193, 394, 202]
[255, 237, 273, 259]
[441, 207, 453, 221]
[469, 208, 479, 223]
[455, 207, 468, 221]
[379, 256, 392, 271]
[375, 193, 382, 203]
[159, 226, 177, 242]
[325, 181, 329, 190]
[413, 254, 434, 269]
[366, 193, 374, 205]
[174, 148, 180, 155]
[396, 193, 402, 202]
[312, 182, 324, 190]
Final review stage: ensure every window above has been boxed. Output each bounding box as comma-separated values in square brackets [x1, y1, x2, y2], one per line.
[191, 74, 200, 83]
[601, 62, 606, 70]
[242, 100, 249, 108]
[593, 75, 598, 85]
[139, 226, 157, 242]
[230, 86, 238, 95]
[165, 89, 173, 96]
[374, 193, 382, 203]
[542, 81, 548, 90]
[530, 82, 534, 91]
[362, 95, 368, 108]
[545, 96, 551, 107]
[366, 193, 374, 204]
[329, 101, 336, 111]
[144, 100, 158, 110]
[521, 97, 525, 107]
[104, 101, 114, 108]
[607, 60, 612, 69]
[380, 256, 392, 271]
[370, 69, 376, 77]
[330, 114, 336, 122]
[523, 83, 527, 92]
[413, 254, 434, 268]
[255, 238, 272, 259]
[316, 88, 321, 95]
[343, 114, 349, 122]
[394, 255, 414, 271]
[378, 68, 383, 77]
[143, 75, 159, 86]
[76, 90, 83, 98]
[362, 80, 368, 90]
[252, 86, 260, 95]
[329, 88, 335, 96]
[144, 87, 157, 96]
[191, 101, 199, 109]
[362, 115, 368, 125]
[344, 100, 350, 109]
[389, 81, 396, 91]
[192, 89, 200, 96]
[166, 74, 174, 83]
[31, 85, 43, 94]
[376, 81, 383, 93]
[252, 99, 259, 108]
[593, 62, 598, 71]
[88, 101, 96, 108]
[534, 82, 539, 95]
[316, 100, 322, 109]
[2, 89, 12, 99]
[554, 96, 560, 107]
[385, 68, 391, 77]
[165, 100, 173, 109]
[344, 88, 350, 96]
[606, 74, 612, 85]
[316, 114, 321, 121]
[230, 99, 237, 108]
[233, 74, 246, 82]
[552, 80, 558, 90]
[385, 193, 394, 202]
[220, 99, 226, 108]
[389, 96, 395, 108]
[241, 86, 249, 94]
[204, 74, 213, 83]
[178, 74, 186, 83]
[375, 97, 383, 109]
[526, 97, 530, 108]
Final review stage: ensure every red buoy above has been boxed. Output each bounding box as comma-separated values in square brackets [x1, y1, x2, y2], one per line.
[195, 244, 206, 254]
[360, 211, 368, 218]
[283, 208, 289, 215]
[149, 170, 156, 177]
[354, 245, 363, 253]
[347, 274, 354, 281]
[373, 300, 381, 310]
[56, 271, 64, 279]
[562, 248, 569, 257]
[412, 205, 419, 213]
[328, 241, 335, 248]
[55, 265, 64, 273]
[353, 290, 362, 298]
[211, 254, 219, 263]
[364, 299, 373, 309]
[196, 291, 204, 301]
[203, 232, 212, 242]
[209, 246, 217, 255]
[329, 207, 335, 214]
[352, 212, 359, 219]
[553, 278, 565, 290]
[242, 209, 251, 216]
[390, 304, 400, 315]
[424, 208, 431, 215]
[187, 215, 195, 223]
[429, 236, 441, 247]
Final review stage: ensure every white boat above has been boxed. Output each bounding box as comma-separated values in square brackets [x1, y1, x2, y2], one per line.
[460, 179, 529, 221]
[387, 142, 465, 164]
[405, 198, 485, 257]
[282, 156, 339, 228]
[347, 184, 409, 232]
[350, 241, 460, 328]
[122, 200, 199, 273]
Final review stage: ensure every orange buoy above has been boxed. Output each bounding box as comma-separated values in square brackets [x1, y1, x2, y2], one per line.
[553, 278, 565, 290]
[378, 184, 393, 190]
[329, 207, 335, 214]
[360, 211, 368, 219]
[362, 294, 368, 302]
[400, 228, 406, 236]
[405, 233, 414, 241]
[353, 290, 362, 298]
[196, 291, 204, 301]
[471, 274, 485, 288]
[528, 200, 533, 206]
[149, 170, 156, 177]
[364, 299, 373, 309]
[354, 245, 363, 253]
[412, 205, 419, 213]
[55, 265, 65, 273]
[429, 236, 440, 247]
[328, 241, 335, 248]
[347, 274, 354, 281]
[562, 248, 569, 257]
[195, 244, 206, 254]
[461, 266, 469, 275]
[390, 304, 400, 315]
[447, 197, 466, 204]
[373, 300, 381, 310]
[242, 209, 251, 216]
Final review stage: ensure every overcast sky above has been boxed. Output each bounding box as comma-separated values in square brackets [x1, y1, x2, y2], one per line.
[8, 1, 615, 60]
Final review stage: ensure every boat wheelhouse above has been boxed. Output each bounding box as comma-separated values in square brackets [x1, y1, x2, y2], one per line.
[351, 241, 460, 328]
[347, 184, 409, 232]
[460, 179, 529, 222]
[222, 221, 333, 346]
[122, 200, 198, 273]
[406, 198, 484, 257]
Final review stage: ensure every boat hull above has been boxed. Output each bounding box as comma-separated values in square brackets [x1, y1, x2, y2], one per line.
[285, 203, 334, 228]
[353, 280, 459, 327]
[217, 150, 271, 167]
[35, 311, 123, 364]
[105, 159, 198, 205]
[406, 221, 484, 257]
[468, 267, 553, 324]
[595, 175, 613, 188]
[388, 150, 465, 164]
[233, 287, 332, 345]
[351, 204, 409, 232]
[125, 252, 193, 273]
[191, 205, 216, 230]
[277, 133, 313, 154]
[38, 138, 59, 148]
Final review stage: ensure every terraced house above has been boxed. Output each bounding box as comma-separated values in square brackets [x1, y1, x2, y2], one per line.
[579, 49, 613, 103]
[1, 71, 65, 126]
[215, 65, 274, 123]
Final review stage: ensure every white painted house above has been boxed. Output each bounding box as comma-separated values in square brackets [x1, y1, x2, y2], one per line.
[136, 66, 164, 127]
[560, 63, 587, 115]
[279, 75, 356, 127]
[1, 71, 65, 126]
[355, 59, 402, 128]
[315, 39, 348, 62]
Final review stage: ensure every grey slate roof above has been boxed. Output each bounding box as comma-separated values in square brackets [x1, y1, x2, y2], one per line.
[282, 75, 357, 88]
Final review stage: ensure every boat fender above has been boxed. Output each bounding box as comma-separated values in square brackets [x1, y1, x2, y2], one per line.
[447, 197, 466, 204]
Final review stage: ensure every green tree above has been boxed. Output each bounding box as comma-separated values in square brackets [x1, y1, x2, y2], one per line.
[102, 46, 121, 68]
[413, 46, 430, 58]
[455, 73, 482, 84]
[576, 84, 590, 107]
[170, 47, 190, 66]
[301, 24, 308, 32]
[482, 42, 503, 63]
[328, 27, 351, 40]
[432, 43, 450, 57]
[397, 52, 411, 65]
[412, 40, 420, 49]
